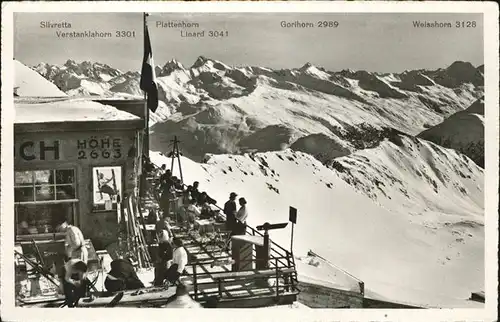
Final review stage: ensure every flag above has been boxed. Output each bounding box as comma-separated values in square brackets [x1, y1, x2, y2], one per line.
[140, 14, 159, 113]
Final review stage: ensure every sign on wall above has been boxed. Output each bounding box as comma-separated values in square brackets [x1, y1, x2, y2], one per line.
[14, 132, 135, 164]
[92, 166, 122, 211]
[77, 137, 123, 161]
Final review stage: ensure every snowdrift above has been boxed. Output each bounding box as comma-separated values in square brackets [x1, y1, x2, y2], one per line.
[149, 138, 484, 308]
[15, 98, 141, 123]
[14, 60, 67, 97]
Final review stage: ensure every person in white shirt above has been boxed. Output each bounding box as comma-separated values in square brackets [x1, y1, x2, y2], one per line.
[186, 199, 201, 229]
[164, 237, 188, 286]
[164, 283, 202, 308]
[56, 218, 88, 264]
[235, 197, 248, 235]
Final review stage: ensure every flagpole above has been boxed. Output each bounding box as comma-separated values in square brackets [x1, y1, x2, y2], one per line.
[143, 12, 150, 158]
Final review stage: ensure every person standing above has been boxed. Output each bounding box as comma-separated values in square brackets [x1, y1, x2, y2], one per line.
[235, 198, 248, 235]
[160, 180, 174, 218]
[56, 216, 88, 264]
[223, 192, 238, 234]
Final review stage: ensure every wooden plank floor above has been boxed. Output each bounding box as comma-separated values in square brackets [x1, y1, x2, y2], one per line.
[140, 184, 298, 306]
[171, 226, 293, 303]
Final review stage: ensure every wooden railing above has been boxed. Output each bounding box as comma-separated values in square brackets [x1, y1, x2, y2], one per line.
[142, 164, 300, 301]
[189, 257, 298, 302]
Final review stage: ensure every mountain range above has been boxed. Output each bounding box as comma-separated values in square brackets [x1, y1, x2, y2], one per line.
[32, 57, 484, 166]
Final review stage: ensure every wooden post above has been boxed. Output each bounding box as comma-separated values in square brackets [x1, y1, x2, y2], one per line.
[193, 264, 198, 300]
[275, 258, 279, 300]
[285, 251, 292, 292]
[170, 139, 175, 174]
[263, 230, 270, 269]
[143, 13, 150, 158]
[359, 281, 365, 296]
[175, 136, 184, 184]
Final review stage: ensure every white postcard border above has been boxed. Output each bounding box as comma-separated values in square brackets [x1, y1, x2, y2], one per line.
[1, 2, 498, 322]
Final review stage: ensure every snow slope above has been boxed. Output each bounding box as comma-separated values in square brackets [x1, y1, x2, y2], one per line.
[14, 60, 67, 97]
[15, 98, 141, 123]
[149, 137, 484, 308]
[418, 97, 484, 167]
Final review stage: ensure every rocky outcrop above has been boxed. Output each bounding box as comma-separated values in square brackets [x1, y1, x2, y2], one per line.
[419, 97, 484, 167]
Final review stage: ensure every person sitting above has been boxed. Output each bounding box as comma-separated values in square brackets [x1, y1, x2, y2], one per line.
[163, 237, 188, 286]
[234, 197, 248, 235]
[105, 258, 144, 293]
[154, 219, 174, 286]
[158, 164, 167, 176]
[160, 169, 173, 187]
[59, 259, 90, 307]
[197, 192, 217, 206]
[169, 176, 181, 217]
[178, 190, 191, 226]
[190, 181, 200, 201]
[147, 208, 158, 224]
[186, 199, 201, 229]
[206, 194, 217, 205]
[181, 190, 191, 207]
[199, 206, 212, 220]
[164, 283, 202, 308]
[173, 177, 184, 192]
[143, 155, 154, 174]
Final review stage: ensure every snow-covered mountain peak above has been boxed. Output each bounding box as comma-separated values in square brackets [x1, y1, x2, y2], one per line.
[444, 61, 484, 87]
[157, 59, 186, 77]
[191, 55, 231, 72]
[298, 62, 330, 80]
[192, 55, 210, 68]
[63, 59, 78, 68]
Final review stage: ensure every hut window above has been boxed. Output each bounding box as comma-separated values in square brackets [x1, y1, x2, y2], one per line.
[15, 169, 77, 236]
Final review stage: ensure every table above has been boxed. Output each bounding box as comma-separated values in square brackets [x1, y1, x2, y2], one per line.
[194, 219, 226, 234]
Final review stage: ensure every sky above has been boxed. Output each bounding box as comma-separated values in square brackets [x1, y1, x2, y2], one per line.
[14, 12, 484, 73]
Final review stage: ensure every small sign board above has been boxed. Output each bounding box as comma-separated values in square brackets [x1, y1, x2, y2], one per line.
[289, 206, 297, 224]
